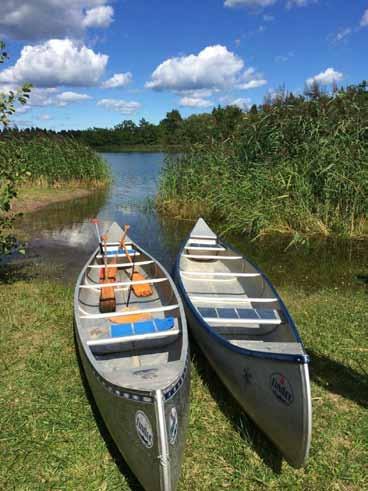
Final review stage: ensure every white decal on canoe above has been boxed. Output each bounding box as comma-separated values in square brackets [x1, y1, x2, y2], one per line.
[168, 407, 178, 445]
[270, 373, 294, 406]
[135, 411, 154, 448]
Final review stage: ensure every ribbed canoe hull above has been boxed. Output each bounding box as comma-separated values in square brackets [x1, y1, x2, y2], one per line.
[75, 327, 190, 490]
[180, 290, 311, 468]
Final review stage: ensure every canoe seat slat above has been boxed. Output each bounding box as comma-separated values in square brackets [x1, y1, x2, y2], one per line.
[80, 303, 179, 320]
[186, 242, 225, 251]
[181, 271, 260, 278]
[183, 254, 242, 260]
[198, 307, 281, 325]
[89, 260, 154, 269]
[190, 295, 278, 304]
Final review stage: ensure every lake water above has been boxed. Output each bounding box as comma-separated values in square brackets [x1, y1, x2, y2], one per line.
[17, 152, 368, 288]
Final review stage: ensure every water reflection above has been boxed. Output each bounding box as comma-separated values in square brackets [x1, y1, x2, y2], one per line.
[15, 152, 368, 288]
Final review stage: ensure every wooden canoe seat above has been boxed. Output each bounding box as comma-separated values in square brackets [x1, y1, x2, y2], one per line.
[198, 307, 281, 326]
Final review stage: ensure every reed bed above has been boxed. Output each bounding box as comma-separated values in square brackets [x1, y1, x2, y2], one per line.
[157, 90, 368, 239]
[0, 132, 110, 186]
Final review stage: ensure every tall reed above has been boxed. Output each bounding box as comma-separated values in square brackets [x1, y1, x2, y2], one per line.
[157, 91, 368, 238]
[0, 132, 110, 186]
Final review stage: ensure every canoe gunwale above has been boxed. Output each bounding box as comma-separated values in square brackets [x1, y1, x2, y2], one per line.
[175, 239, 309, 365]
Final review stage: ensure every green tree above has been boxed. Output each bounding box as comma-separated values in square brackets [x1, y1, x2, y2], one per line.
[0, 41, 31, 257]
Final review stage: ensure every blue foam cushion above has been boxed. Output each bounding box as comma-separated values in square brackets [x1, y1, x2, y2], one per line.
[110, 317, 174, 338]
[107, 248, 135, 256]
[155, 317, 174, 332]
[135, 320, 156, 335]
[257, 309, 277, 320]
[111, 323, 133, 337]
[238, 308, 259, 319]
[216, 308, 237, 319]
[198, 307, 217, 318]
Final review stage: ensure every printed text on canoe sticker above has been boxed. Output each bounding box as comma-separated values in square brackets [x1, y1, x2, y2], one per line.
[135, 411, 154, 448]
[270, 373, 294, 406]
[168, 407, 178, 445]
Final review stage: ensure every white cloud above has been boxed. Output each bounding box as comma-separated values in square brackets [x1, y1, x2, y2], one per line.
[274, 51, 295, 63]
[0, 1, 114, 41]
[97, 98, 141, 114]
[146, 45, 266, 93]
[0, 39, 108, 87]
[101, 72, 132, 88]
[39, 114, 51, 121]
[229, 98, 251, 110]
[225, 0, 276, 7]
[286, 0, 317, 7]
[82, 6, 114, 28]
[0, 86, 92, 109]
[360, 9, 368, 27]
[307, 67, 343, 86]
[56, 91, 92, 106]
[333, 28, 352, 43]
[236, 67, 267, 89]
[224, 0, 316, 8]
[180, 97, 213, 108]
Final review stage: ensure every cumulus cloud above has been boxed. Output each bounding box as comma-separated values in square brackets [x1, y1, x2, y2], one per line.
[307, 67, 343, 86]
[146, 45, 243, 92]
[97, 98, 141, 114]
[180, 97, 213, 108]
[145, 45, 266, 93]
[0, 1, 114, 41]
[0, 39, 108, 87]
[101, 72, 132, 88]
[360, 9, 368, 27]
[82, 5, 114, 28]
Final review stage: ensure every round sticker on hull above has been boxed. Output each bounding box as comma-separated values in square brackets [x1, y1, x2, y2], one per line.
[270, 373, 294, 406]
[168, 407, 178, 445]
[135, 411, 154, 448]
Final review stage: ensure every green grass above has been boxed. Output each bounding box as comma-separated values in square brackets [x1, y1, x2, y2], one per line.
[0, 261, 367, 490]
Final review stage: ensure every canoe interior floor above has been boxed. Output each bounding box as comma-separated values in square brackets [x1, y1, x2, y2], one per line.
[79, 263, 183, 386]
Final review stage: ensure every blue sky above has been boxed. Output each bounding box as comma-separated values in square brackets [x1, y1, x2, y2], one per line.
[0, 0, 367, 130]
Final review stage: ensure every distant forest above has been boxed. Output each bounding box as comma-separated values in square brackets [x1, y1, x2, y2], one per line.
[2, 80, 368, 151]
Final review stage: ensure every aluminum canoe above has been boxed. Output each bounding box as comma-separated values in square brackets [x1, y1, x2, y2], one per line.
[74, 222, 190, 491]
[175, 218, 311, 468]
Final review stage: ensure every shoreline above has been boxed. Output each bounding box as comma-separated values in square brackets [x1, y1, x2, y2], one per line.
[12, 185, 104, 214]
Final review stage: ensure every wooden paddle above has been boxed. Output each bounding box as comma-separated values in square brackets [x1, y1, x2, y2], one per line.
[120, 225, 153, 304]
[99, 233, 116, 313]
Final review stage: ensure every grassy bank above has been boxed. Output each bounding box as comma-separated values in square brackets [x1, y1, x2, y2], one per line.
[0, 260, 366, 490]
[13, 184, 98, 214]
[158, 87, 368, 240]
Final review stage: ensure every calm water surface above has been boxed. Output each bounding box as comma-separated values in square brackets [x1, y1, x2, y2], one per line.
[17, 152, 368, 288]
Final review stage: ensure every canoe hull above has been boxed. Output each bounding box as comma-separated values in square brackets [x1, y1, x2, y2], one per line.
[181, 301, 311, 468]
[75, 327, 190, 491]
